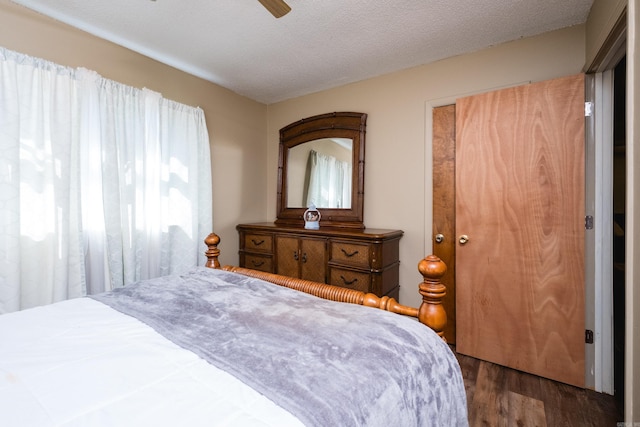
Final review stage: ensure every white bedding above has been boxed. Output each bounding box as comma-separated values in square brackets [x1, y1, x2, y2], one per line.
[0, 298, 304, 427]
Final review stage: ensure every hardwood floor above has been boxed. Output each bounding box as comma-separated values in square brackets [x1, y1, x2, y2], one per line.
[453, 349, 623, 427]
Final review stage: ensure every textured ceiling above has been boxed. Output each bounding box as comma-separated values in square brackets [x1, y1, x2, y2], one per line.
[10, 0, 594, 104]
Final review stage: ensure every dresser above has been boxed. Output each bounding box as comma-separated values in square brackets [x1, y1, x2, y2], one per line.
[237, 223, 403, 299]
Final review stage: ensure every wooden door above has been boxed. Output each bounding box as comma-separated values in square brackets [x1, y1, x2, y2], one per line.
[276, 236, 326, 282]
[276, 236, 299, 278]
[454, 74, 585, 387]
[299, 238, 326, 282]
[432, 105, 457, 343]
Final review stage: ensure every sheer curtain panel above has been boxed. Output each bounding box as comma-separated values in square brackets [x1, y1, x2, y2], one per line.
[305, 150, 351, 209]
[0, 47, 212, 314]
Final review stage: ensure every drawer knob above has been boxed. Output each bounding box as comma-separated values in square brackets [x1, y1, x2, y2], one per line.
[251, 260, 265, 267]
[340, 275, 358, 285]
[251, 238, 265, 246]
[341, 248, 359, 257]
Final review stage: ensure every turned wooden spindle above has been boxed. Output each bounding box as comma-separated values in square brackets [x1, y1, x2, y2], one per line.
[204, 233, 221, 269]
[417, 255, 448, 340]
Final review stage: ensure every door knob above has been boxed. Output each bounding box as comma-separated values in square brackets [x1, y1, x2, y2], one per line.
[434, 234, 445, 244]
[459, 235, 469, 245]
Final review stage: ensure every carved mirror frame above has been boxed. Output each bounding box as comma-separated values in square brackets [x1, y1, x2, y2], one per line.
[275, 112, 366, 229]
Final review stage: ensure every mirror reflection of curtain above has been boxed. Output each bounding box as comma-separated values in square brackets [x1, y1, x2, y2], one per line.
[305, 150, 351, 208]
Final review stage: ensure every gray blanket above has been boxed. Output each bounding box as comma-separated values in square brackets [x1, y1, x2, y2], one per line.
[91, 267, 468, 426]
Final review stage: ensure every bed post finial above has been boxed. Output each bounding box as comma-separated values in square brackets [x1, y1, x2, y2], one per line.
[204, 233, 221, 269]
[417, 255, 447, 340]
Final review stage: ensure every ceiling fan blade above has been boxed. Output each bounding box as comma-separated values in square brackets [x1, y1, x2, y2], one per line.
[258, 0, 291, 18]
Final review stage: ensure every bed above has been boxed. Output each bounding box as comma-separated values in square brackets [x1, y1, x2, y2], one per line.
[0, 233, 468, 427]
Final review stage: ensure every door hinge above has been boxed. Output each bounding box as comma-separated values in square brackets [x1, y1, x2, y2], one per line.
[585, 101, 594, 117]
[585, 215, 594, 230]
[585, 329, 594, 344]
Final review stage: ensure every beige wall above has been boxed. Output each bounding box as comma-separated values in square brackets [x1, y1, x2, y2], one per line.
[267, 25, 586, 309]
[0, 0, 267, 264]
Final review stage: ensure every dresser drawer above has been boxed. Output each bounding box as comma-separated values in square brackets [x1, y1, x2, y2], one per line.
[329, 268, 371, 293]
[242, 254, 273, 273]
[243, 233, 273, 253]
[237, 223, 402, 298]
[330, 241, 370, 268]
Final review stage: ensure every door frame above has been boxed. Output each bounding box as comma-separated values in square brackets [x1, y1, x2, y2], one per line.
[585, 70, 615, 394]
[584, 11, 627, 394]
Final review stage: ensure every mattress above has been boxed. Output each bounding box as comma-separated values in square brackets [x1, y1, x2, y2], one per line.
[0, 297, 303, 427]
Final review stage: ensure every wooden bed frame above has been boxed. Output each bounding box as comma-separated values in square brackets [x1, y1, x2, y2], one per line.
[204, 233, 449, 340]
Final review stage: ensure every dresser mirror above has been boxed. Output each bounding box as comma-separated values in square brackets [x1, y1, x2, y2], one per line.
[276, 112, 367, 229]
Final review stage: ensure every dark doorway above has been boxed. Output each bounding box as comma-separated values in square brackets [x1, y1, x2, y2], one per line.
[612, 55, 626, 406]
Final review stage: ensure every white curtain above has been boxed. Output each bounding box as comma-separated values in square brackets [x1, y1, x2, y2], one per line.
[305, 150, 351, 209]
[0, 47, 212, 313]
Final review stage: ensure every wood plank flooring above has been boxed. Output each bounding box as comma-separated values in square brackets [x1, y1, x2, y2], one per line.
[453, 349, 623, 426]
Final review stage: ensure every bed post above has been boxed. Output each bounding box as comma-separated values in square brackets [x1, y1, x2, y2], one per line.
[204, 233, 221, 269]
[417, 255, 448, 341]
